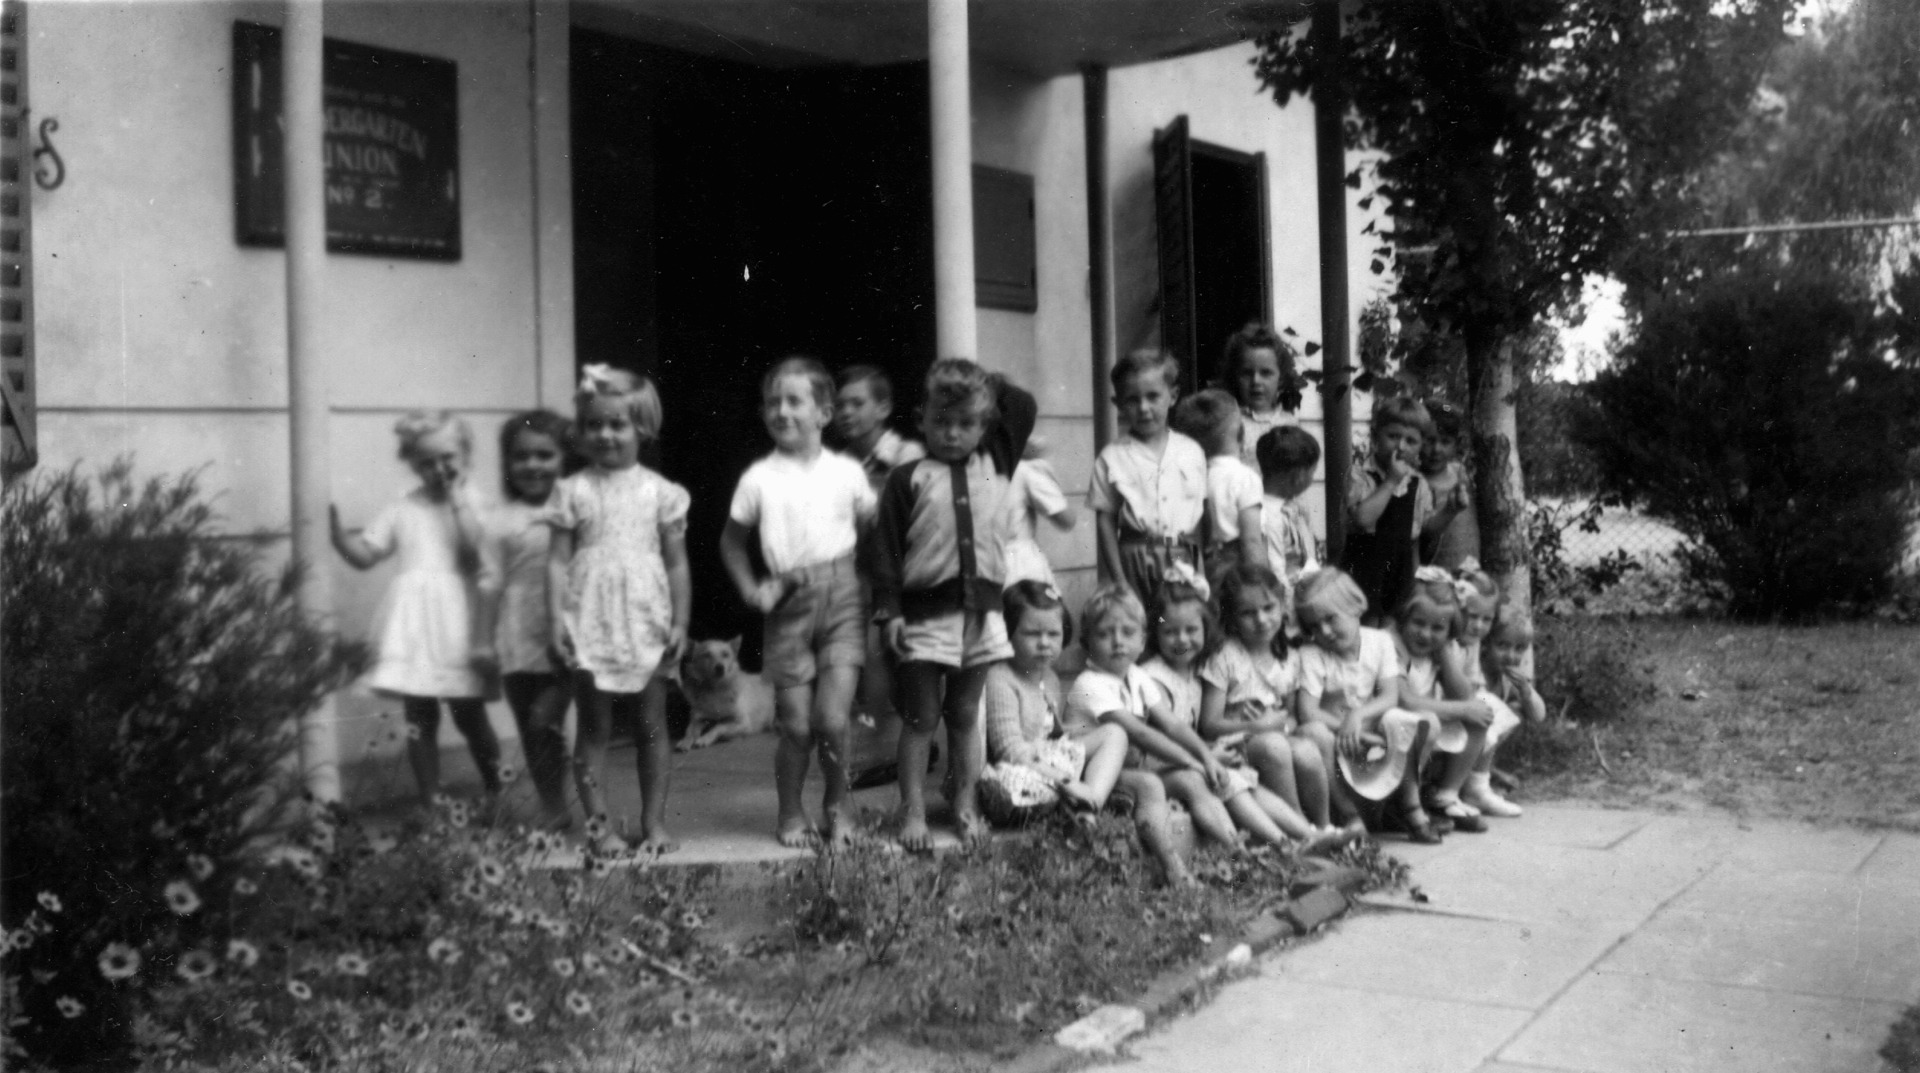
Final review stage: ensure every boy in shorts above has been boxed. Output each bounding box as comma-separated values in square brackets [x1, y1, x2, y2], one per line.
[721, 356, 878, 847]
[873, 358, 1035, 850]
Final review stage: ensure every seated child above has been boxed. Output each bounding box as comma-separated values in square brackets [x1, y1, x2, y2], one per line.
[1141, 567, 1355, 855]
[1171, 388, 1268, 580]
[1476, 602, 1548, 816]
[1344, 396, 1435, 625]
[1390, 567, 1496, 834]
[1255, 426, 1322, 593]
[983, 581, 1131, 813]
[1292, 567, 1445, 843]
[1091, 348, 1207, 602]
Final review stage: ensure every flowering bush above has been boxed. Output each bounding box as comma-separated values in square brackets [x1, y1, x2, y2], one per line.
[0, 463, 364, 1062]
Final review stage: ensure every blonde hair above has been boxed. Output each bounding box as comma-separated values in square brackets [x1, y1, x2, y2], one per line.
[393, 410, 472, 462]
[1455, 560, 1501, 615]
[575, 366, 664, 442]
[1294, 567, 1368, 622]
[1487, 605, 1534, 647]
[1079, 583, 1146, 639]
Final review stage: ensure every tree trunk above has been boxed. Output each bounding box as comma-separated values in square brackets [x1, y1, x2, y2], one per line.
[1466, 331, 1531, 615]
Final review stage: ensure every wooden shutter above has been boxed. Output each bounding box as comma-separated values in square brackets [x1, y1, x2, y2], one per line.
[1152, 114, 1197, 387]
[0, 0, 31, 475]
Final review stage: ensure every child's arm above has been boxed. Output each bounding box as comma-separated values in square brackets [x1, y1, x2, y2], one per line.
[1199, 680, 1290, 739]
[469, 526, 503, 675]
[1146, 705, 1234, 790]
[1336, 679, 1401, 760]
[1503, 672, 1548, 723]
[870, 465, 917, 657]
[1403, 648, 1492, 727]
[1024, 458, 1076, 532]
[982, 671, 1040, 766]
[328, 505, 386, 570]
[1350, 458, 1414, 533]
[719, 520, 783, 613]
[1095, 509, 1126, 590]
[1103, 707, 1204, 774]
[661, 520, 692, 665]
[1236, 503, 1270, 570]
[447, 482, 488, 579]
[547, 527, 575, 662]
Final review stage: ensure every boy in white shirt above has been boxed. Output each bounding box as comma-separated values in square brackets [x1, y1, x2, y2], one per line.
[1090, 349, 1208, 603]
[721, 357, 877, 848]
[1170, 388, 1269, 580]
[1256, 425, 1323, 590]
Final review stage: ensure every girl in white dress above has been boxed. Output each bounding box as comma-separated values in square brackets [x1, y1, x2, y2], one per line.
[331, 411, 502, 808]
[482, 410, 575, 830]
[1001, 436, 1075, 588]
[543, 366, 691, 856]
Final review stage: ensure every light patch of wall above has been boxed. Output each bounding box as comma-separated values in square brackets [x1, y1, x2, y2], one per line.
[28, 1, 554, 793]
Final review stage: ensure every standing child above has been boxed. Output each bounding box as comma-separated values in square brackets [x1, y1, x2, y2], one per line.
[1000, 436, 1075, 588]
[544, 366, 691, 856]
[834, 365, 926, 494]
[982, 582, 1131, 813]
[874, 359, 1036, 850]
[1171, 388, 1268, 579]
[1292, 568, 1445, 843]
[1255, 426, 1323, 594]
[1200, 564, 1358, 838]
[1091, 349, 1207, 602]
[1474, 604, 1548, 816]
[1344, 396, 1436, 625]
[1390, 568, 1494, 834]
[1142, 569, 1356, 855]
[1221, 323, 1301, 471]
[481, 410, 576, 830]
[1419, 402, 1477, 570]
[332, 411, 504, 809]
[722, 357, 877, 848]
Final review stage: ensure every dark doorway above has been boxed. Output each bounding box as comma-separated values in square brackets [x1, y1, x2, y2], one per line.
[1153, 116, 1272, 389]
[572, 30, 935, 648]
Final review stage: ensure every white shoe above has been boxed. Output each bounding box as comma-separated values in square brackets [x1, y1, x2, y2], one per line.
[1462, 783, 1522, 817]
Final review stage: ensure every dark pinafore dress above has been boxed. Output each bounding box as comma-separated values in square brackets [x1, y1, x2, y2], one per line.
[1343, 478, 1417, 623]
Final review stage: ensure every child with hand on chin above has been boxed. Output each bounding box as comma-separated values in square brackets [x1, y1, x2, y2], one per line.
[721, 357, 877, 848]
[1346, 396, 1447, 626]
[873, 358, 1036, 851]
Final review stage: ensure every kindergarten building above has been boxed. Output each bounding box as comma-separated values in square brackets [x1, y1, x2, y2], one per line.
[10, 0, 1385, 797]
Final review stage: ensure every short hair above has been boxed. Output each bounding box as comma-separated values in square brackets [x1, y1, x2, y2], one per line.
[497, 409, 574, 499]
[1110, 347, 1180, 396]
[1256, 426, 1322, 478]
[1080, 583, 1146, 638]
[1214, 562, 1291, 658]
[1487, 604, 1534, 647]
[1221, 323, 1298, 398]
[761, 355, 835, 409]
[1398, 572, 1462, 630]
[1002, 580, 1075, 649]
[837, 364, 893, 407]
[1371, 395, 1434, 441]
[1170, 389, 1241, 456]
[393, 410, 472, 462]
[1426, 399, 1466, 444]
[575, 366, 664, 442]
[924, 357, 995, 421]
[1295, 566, 1368, 621]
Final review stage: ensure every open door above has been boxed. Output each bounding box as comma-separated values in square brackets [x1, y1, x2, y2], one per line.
[1155, 115, 1273, 390]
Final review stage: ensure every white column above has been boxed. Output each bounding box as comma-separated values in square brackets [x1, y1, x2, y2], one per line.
[531, 0, 576, 409]
[285, 0, 339, 801]
[928, 0, 975, 361]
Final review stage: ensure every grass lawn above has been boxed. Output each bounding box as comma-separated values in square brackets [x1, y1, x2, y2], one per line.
[1516, 618, 1920, 830]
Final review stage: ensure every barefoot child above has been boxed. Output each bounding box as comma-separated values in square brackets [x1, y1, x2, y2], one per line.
[983, 581, 1131, 814]
[1091, 349, 1207, 603]
[1171, 389, 1268, 579]
[1391, 568, 1494, 834]
[332, 411, 503, 809]
[1141, 568, 1355, 855]
[1293, 568, 1445, 843]
[874, 359, 1036, 849]
[722, 357, 877, 847]
[544, 367, 690, 856]
[1221, 323, 1302, 471]
[481, 410, 576, 830]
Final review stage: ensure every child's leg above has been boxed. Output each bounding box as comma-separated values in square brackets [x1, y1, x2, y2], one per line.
[503, 673, 570, 822]
[401, 696, 443, 804]
[811, 665, 860, 844]
[1397, 722, 1433, 821]
[1464, 699, 1524, 816]
[773, 683, 817, 847]
[1117, 770, 1192, 887]
[1062, 723, 1129, 810]
[893, 661, 944, 851]
[570, 673, 623, 849]
[1289, 731, 1332, 827]
[1246, 731, 1301, 811]
[1162, 769, 1239, 847]
[1297, 722, 1357, 824]
[943, 665, 991, 841]
[1430, 726, 1485, 807]
[630, 680, 676, 853]
[446, 698, 503, 797]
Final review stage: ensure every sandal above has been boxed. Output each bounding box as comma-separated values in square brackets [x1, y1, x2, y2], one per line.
[1398, 806, 1443, 845]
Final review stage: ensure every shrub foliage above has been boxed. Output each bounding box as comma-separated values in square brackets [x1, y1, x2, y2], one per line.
[1578, 268, 1920, 618]
[1, 463, 364, 1062]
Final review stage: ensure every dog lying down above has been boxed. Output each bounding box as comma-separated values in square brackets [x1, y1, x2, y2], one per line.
[675, 637, 776, 751]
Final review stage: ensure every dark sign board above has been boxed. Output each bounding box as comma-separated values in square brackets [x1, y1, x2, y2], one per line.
[233, 21, 460, 260]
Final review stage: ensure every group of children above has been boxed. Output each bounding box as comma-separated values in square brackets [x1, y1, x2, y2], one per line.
[332, 323, 1547, 868]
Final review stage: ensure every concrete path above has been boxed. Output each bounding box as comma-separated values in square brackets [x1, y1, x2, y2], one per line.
[1090, 805, 1918, 1073]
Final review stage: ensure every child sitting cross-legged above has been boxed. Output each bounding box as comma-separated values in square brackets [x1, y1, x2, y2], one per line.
[1293, 567, 1446, 844]
[1391, 567, 1497, 834]
[1138, 567, 1359, 856]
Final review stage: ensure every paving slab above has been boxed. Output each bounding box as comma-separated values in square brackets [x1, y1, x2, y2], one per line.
[1598, 906, 1920, 1004]
[1393, 838, 1711, 929]
[1472, 1063, 1601, 1073]
[1617, 813, 1886, 874]
[1473, 806, 1651, 850]
[1499, 971, 1903, 1073]
[1855, 831, 1920, 879]
[1110, 977, 1532, 1073]
[1662, 864, 1920, 932]
[1269, 912, 1621, 1011]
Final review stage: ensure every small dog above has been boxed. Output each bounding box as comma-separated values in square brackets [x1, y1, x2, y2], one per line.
[675, 637, 776, 751]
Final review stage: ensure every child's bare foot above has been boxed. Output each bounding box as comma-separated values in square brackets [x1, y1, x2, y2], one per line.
[776, 813, 818, 848]
[823, 806, 857, 849]
[1302, 823, 1360, 856]
[956, 810, 990, 847]
[637, 825, 679, 857]
[1163, 861, 1199, 889]
[898, 812, 934, 853]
